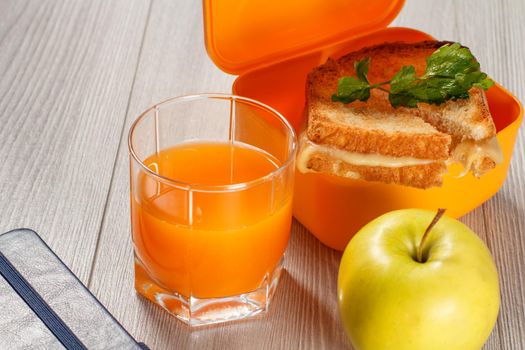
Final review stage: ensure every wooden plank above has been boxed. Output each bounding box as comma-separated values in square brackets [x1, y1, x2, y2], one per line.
[459, 1, 525, 348]
[89, 0, 525, 349]
[392, 1, 525, 348]
[0, 0, 150, 282]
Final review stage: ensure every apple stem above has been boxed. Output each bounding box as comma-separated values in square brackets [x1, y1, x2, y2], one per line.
[416, 209, 446, 263]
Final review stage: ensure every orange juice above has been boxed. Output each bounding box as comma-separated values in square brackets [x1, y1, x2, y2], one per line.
[131, 142, 292, 299]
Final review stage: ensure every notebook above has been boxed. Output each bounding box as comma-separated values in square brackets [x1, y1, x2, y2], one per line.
[0, 228, 148, 350]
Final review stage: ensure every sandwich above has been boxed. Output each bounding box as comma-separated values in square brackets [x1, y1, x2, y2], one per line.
[297, 41, 503, 189]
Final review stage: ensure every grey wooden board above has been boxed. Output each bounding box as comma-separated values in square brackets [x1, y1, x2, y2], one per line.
[0, 0, 523, 349]
[0, 0, 150, 282]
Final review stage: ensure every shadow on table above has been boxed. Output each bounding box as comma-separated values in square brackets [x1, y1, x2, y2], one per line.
[134, 220, 354, 349]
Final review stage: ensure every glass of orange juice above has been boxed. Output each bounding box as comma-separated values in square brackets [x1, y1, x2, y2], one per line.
[128, 94, 297, 326]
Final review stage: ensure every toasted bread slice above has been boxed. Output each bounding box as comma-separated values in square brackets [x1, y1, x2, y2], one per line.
[303, 41, 499, 187]
[307, 100, 451, 160]
[415, 88, 496, 144]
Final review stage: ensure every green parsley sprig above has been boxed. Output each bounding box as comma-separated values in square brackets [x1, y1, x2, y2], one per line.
[331, 43, 494, 108]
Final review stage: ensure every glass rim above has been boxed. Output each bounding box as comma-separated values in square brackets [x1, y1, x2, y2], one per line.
[128, 93, 297, 192]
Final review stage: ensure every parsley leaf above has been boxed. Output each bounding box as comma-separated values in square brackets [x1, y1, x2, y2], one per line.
[331, 76, 370, 104]
[425, 42, 480, 77]
[331, 57, 372, 103]
[389, 66, 418, 108]
[332, 42, 493, 108]
[354, 57, 370, 84]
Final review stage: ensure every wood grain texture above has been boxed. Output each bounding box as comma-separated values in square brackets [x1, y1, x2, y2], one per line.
[88, 0, 525, 349]
[395, 0, 525, 349]
[394, 3, 525, 349]
[0, 0, 151, 282]
[1, 0, 523, 349]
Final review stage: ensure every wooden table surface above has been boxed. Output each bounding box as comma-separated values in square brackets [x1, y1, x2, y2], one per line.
[1, 1, 524, 349]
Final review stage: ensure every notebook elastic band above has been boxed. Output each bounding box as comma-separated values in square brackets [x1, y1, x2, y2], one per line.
[0, 251, 87, 350]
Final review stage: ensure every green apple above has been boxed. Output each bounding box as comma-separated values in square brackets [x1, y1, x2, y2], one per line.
[338, 209, 500, 350]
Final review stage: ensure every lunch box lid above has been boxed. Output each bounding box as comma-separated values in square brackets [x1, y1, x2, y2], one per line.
[202, 0, 405, 75]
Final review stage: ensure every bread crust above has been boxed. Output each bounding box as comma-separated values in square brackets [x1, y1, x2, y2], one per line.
[307, 105, 451, 160]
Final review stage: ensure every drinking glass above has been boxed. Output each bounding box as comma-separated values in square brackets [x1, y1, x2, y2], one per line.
[128, 94, 296, 326]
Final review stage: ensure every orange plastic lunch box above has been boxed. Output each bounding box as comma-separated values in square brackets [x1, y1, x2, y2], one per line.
[203, 0, 523, 250]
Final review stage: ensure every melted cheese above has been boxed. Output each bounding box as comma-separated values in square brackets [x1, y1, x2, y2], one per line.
[296, 134, 434, 173]
[297, 133, 503, 177]
[451, 137, 503, 177]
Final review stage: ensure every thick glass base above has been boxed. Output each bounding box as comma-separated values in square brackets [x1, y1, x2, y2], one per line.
[134, 257, 284, 326]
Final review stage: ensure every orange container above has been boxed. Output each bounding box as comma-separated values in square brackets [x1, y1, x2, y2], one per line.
[203, 0, 523, 250]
